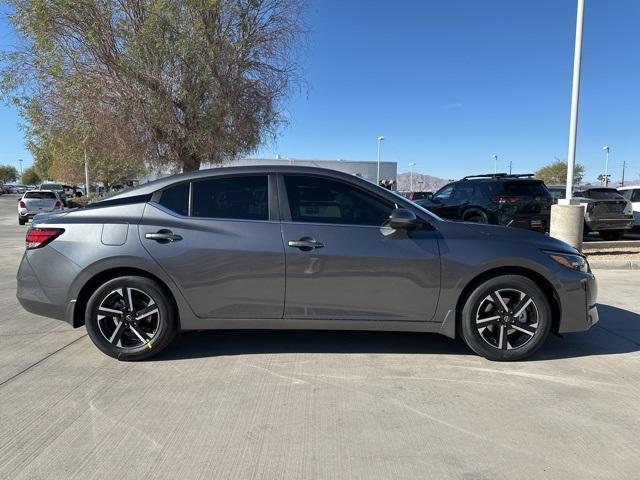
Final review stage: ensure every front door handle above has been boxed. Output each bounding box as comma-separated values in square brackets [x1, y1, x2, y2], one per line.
[288, 238, 324, 251]
[145, 229, 182, 243]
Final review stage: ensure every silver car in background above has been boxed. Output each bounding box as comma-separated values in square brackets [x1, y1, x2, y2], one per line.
[18, 190, 64, 225]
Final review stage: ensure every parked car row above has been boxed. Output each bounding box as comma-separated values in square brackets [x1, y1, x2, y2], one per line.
[18, 190, 65, 225]
[409, 173, 637, 240]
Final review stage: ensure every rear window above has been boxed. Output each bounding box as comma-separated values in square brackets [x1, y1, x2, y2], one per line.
[503, 181, 550, 196]
[582, 189, 623, 200]
[159, 182, 189, 216]
[24, 191, 56, 199]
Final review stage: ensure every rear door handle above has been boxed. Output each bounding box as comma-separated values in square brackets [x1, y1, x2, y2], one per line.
[288, 239, 324, 251]
[145, 230, 182, 243]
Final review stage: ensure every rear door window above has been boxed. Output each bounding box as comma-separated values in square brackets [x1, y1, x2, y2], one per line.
[632, 189, 640, 202]
[192, 175, 268, 220]
[504, 181, 549, 196]
[24, 191, 56, 199]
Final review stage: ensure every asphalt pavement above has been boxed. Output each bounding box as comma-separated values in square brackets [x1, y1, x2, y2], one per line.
[1, 193, 639, 480]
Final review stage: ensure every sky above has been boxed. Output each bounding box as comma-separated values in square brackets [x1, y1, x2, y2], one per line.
[1, 0, 639, 182]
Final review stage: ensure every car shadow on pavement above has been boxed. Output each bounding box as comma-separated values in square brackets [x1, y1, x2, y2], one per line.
[153, 303, 640, 362]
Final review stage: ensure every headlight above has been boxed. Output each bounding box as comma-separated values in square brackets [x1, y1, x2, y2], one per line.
[546, 251, 589, 272]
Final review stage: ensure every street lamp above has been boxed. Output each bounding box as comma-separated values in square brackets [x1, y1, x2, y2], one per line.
[492, 154, 498, 174]
[376, 136, 384, 185]
[18, 158, 23, 180]
[408, 162, 416, 192]
[83, 137, 90, 195]
[603, 145, 610, 186]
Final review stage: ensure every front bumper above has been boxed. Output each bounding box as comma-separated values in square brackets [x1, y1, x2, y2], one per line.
[557, 271, 598, 333]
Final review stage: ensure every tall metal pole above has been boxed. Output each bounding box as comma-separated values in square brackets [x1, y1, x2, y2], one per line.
[509, 161, 513, 175]
[376, 136, 384, 185]
[18, 158, 23, 180]
[603, 145, 610, 186]
[621, 160, 626, 187]
[83, 137, 90, 195]
[564, 0, 585, 202]
[408, 162, 416, 191]
[492, 154, 498, 174]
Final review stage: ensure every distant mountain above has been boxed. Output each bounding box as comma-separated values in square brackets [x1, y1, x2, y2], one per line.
[397, 172, 449, 192]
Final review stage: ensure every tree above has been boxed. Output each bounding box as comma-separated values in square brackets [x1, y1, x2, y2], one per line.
[535, 160, 585, 185]
[0, 164, 18, 182]
[21, 166, 40, 185]
[2, 0, 306, 172]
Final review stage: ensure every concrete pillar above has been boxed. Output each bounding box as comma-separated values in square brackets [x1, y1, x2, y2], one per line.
[549, 204, 585, 251]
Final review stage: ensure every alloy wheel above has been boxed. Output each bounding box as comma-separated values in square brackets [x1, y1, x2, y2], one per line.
[475, 288, 539, 350]
[96, 287, 160, 349]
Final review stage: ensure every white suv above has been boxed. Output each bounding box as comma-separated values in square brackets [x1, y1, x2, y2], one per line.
[618, 186, 640, 229]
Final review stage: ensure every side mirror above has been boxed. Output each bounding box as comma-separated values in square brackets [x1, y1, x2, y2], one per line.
[388, 208, 419, 229]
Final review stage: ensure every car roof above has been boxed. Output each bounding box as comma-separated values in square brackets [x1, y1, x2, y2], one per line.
[618, 185, 639, 190]
[105, 165, 378, 200]
[24, 189, 56, 194]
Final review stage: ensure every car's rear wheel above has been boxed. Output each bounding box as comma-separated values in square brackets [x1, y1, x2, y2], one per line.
[459, 275, 551, 361]
[18, 216, 26, 225]
[598, 230, 625, 241]
[85, 276, 177, 361]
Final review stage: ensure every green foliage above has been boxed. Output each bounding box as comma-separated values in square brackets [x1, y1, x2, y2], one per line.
[2, 0, 306, 173]
[21, 165, 40, 184]
[535, 160, 585, 185]
[0, 164, 19, 182]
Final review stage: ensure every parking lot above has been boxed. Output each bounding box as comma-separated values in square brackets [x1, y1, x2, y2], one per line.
[1, 193, 640, 480]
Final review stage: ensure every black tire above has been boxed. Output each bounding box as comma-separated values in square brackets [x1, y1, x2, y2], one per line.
[463, 211, 488, 223]
[85, 276, 178, 361]
[18, 216, 26, 225]
[598, 230, 625, 241]
[459, 275, 551, 361]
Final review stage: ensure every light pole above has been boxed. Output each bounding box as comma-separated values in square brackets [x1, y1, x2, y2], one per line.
[492, 154, 498, 173]
[603, 145, 610, 186]
[83, 137, 90, 195]
[18, 158, 23, 180]
[408, 162, 416, 192]
[376, 136, 384, 185]
[551, 0, 586, 251]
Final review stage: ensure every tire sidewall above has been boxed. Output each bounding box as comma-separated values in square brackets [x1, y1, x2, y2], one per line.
[85, 276, 176, 361]
[460, 275, 551, 361]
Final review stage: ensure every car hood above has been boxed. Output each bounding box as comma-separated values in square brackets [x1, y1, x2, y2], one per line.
[461, 222, 580, 255]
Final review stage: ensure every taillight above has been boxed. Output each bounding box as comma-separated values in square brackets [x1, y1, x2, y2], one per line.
[491, 196, 520, 204]
[18, 200, 26, 208]
[54, 201, 61, 209]
[25, 228, 65, 250]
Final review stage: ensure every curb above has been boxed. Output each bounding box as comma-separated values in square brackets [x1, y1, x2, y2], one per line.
[589, 260, 640, 270]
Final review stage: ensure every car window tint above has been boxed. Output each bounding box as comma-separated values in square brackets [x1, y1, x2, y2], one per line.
[453, 183, 474, 199]
[192, 176, 268, 220]
[632, 190, 640, 202]
[24, 191, 57, 199]
[285, 176, 394, 226]
[159, 182, 189, 216]
[584, 189, 622, 200]
[433, 184, 454, 201]
[504, 181, 549, 196]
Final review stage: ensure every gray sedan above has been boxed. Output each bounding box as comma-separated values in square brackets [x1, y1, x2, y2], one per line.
[16, 166, 598, 361]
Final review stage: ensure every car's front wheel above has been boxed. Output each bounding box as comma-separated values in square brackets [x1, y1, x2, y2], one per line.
[459, 275, 551, 361]
[85, 276, 178, 361]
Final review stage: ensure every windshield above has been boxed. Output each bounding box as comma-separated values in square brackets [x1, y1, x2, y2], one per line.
[384, 186, 443, 221]
[24, 191, 57, 199]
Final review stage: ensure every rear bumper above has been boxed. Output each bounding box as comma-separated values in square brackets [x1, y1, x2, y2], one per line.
[505, 214, 550, 232]
[585, 216, 634, 231]
[16, 250, 80, 326]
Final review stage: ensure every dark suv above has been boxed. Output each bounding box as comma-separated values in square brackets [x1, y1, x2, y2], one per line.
[416, 173, 553, 232]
